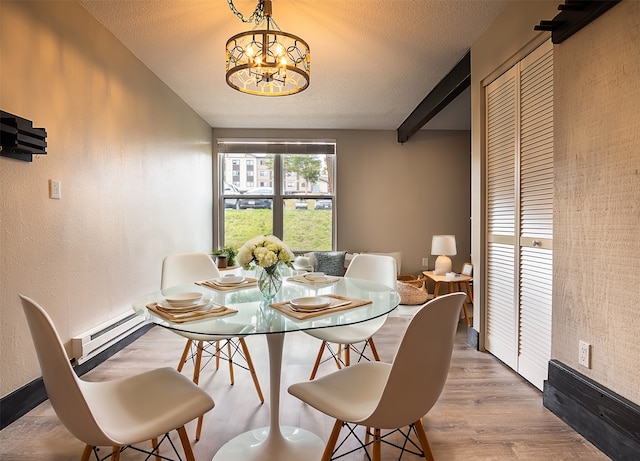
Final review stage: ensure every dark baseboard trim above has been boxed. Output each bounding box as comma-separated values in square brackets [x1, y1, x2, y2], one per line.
[543, 359, 640, 460]
[467, 326, 479, 350]
[0, 323, 154, 430]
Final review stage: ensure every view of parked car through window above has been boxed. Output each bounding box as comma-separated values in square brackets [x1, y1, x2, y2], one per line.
[237, 187, 273, 209]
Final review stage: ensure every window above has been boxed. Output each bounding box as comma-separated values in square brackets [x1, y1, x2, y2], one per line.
[218, 141, 336, 253]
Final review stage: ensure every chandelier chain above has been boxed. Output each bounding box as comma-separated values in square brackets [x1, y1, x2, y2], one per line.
[227, 0, 265, 25]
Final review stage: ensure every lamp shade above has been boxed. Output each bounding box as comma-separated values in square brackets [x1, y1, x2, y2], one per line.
[431, 235, 457, 256]
[431, 235, 457, 275]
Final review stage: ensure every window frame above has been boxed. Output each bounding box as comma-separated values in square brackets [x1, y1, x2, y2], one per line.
[216, 140, 337, 252]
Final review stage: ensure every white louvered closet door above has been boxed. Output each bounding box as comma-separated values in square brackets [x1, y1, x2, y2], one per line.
[485, 40, 553, 390]
[485, 68, 518, 370]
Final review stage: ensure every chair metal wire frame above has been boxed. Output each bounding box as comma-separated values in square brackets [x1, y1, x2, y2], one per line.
[178, 338, 257, 381]
[82, 431, 190, 461]
[310, 338, 381, 380]
[324, 420, 430, 461]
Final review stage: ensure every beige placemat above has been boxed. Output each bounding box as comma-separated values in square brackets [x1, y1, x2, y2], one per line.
[147, 302, 237, 323]
[288, 275, 340, 286]
[270, 294, 372, 320]
[196, 277, 257, 291]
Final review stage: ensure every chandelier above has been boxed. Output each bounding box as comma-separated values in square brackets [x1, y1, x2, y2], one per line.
[225, 0, 310, 96]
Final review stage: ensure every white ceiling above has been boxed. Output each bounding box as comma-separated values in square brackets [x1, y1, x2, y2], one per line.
[79, 0, 509, 132]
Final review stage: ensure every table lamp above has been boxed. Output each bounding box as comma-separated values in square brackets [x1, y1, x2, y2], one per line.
[431, 235, 457, 275]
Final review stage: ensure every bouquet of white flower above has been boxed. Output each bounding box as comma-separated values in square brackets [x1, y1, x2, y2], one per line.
[237, 235, 295, 272]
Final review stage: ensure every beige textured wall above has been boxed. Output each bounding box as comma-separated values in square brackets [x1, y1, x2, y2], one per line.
[553, 1, 640, 403]
[0, 1, 213, 396]
[213, 128, 472, 275]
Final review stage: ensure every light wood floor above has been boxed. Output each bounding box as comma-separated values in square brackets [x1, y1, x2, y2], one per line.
[0, 307, 609, 461]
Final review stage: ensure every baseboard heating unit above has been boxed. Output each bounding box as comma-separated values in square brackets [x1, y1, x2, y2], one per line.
[71, 312, 147, 364]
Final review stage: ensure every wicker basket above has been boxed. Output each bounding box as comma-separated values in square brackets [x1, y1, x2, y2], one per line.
[396, 281, 429, 305]
[397, 274, 425, 288]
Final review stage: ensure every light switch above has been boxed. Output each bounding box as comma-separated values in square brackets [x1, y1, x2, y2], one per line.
[50, 179, 61, 199]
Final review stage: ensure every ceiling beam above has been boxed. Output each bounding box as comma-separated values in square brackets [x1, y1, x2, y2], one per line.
[396, 51, 470, 144]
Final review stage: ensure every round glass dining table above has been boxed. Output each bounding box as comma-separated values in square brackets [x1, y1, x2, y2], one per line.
[133, 275, 400, 461]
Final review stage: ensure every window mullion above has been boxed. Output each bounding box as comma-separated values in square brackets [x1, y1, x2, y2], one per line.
[272, 154, 284, 239]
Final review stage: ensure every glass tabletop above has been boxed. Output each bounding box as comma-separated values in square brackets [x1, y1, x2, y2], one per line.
[133, 276, 400, 336]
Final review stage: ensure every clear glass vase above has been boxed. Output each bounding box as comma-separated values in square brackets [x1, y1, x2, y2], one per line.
[257, 262, 284, 302]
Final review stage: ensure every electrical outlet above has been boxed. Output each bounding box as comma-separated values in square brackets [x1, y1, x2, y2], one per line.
[49, 179, 61, 199]
[422, 257, 429, 268]
[579, 341, 591, 368]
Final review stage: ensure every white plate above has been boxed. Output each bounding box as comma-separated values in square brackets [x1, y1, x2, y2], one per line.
[165, 292, 202, 307]
[214, 276, 246, 286]
[158, 298, 212, 313]
[290, 296, 332, 310]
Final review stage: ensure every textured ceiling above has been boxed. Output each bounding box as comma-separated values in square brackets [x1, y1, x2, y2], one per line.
[79, 0, 509, 131]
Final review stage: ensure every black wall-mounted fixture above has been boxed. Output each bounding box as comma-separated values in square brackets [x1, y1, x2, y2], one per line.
[534, 0, 621, 44]
[1, 110, 47, 162]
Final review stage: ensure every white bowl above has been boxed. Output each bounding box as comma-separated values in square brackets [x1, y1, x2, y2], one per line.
[165, 292, 202, 307]
[215, 276, 246, 285]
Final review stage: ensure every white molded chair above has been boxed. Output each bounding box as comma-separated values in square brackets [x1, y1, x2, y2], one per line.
[305, 254, 397, 380]
[19, 295, 214, 461]
[289, 292, 465, 461]
[161, 252, 264, 440]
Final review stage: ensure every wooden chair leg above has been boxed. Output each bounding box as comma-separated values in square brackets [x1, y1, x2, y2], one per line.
[111, 446, 121, 461]
[80, 445, 93, 461]
[344, 343, 350, 367]
[192, 341, 204, 385]
[414, 418, 435, 461]
[321, 420, 343, 461]
[372, 428, 381, 461]
[150, 438, 160, 461]
[332, 344, 344, 369]
[310, 341, 327, 380]
[239, 338, 264, 402]
[177, 339, 193, 372]
[368, 337, 381, 361]
[195, 415, 204, 441]
[227, 341, 235, 385]
[177, 426, 196, 461]
[215, 340, 221, 369]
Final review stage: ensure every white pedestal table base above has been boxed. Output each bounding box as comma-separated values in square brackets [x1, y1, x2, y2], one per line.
[211, 426, 324, 461]
[211, 331, 325, 460]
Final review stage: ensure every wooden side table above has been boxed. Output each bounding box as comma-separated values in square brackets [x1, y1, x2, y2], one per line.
[422, 271, 473, 326]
